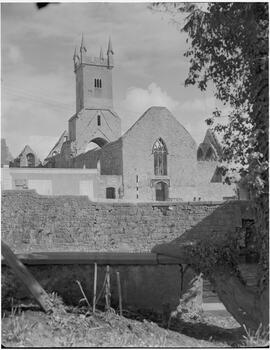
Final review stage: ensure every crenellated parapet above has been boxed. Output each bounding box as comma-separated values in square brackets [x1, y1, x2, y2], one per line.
[73, 34, 114, 71]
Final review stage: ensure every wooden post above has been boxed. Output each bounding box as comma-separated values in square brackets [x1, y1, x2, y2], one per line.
[116, 271, 122, 316]
[1, 240, 53, 313]
[76, 280, 91, 308]
[93, 262, 97, 314]
[105, 265, 111, 310]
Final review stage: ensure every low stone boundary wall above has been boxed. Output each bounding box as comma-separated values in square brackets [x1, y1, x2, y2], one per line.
[1, 190, 254, 253]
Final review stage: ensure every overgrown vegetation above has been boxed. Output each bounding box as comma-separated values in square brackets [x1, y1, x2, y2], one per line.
[242, 324, 269, 347]
[151, 2, 269, 331]
[1, 297, 245, 348]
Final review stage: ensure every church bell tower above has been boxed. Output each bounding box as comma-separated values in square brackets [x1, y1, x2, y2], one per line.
[69, 35, 121, 155]
[73, 35, 114, 112]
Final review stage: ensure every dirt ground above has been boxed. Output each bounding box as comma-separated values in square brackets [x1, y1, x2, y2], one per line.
[2, 304, 244, 348]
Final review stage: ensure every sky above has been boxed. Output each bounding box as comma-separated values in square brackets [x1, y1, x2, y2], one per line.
[1, 2, 222, 161]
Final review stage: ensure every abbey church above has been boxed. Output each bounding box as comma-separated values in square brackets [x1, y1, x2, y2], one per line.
[2, 37, 237, 202]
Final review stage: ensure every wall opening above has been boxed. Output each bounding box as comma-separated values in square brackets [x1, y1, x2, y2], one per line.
[155, 181, 168, 201]
[153, 138, 167, 176]
[26, 153, 35, 168]
[106, 187, 116, 199]
[85, 138, 108, 152]
[197, 147, 204, 161]
[205, 147, 216, 161]
[94, 79, 102, 88]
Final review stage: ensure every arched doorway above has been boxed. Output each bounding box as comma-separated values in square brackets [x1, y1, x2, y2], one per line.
[155, 181, 168, 201]
[85, 138, 109, 152]
[90, 137, 108, 148]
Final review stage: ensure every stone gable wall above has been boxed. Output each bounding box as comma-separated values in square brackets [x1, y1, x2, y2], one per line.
[1, 190, 254, 254]
[121, 107, 198, 201]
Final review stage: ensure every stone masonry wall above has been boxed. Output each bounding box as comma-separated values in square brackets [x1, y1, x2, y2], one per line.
[1, 190, 254, 254]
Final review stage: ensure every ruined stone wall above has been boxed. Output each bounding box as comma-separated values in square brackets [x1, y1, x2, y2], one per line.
[196, 161, 236, 201]
[1, 190, 253, 254]
[100, 138, 123, 176]
[121, 107, 198, 201]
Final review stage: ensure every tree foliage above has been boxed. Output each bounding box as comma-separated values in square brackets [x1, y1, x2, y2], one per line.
[151, 2, 269, 330]
[153, 3, 268, 192]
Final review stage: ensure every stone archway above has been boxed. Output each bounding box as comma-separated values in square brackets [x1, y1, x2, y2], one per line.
[90, 137, 108, 148]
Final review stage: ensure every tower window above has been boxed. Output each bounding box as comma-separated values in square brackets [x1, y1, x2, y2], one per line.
[97, 115, 101, 126]
[153, 138, 167, 176]
[94, 78, 102, 89]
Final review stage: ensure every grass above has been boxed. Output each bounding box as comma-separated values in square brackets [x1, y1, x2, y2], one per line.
[2, 305, 227, 348]
[2, 307, 37, 345]
[2, 295, 265, 348]
[242, 323, 269, 347]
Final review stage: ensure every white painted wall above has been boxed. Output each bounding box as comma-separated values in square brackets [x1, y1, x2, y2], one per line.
[28, 179, 52, 195]
[79, 180, 94, 199]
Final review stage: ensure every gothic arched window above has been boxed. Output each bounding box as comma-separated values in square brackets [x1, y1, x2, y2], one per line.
[205, 147, 216, 161]
[197, 147, 204, 161]
[26, 153, 35, 168]
[153, 138, 167, 176]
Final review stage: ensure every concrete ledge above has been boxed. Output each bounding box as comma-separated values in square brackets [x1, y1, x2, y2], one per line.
[1, 252, 183, 266]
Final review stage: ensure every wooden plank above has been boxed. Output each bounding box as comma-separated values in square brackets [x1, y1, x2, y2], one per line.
[1, 240, 53, 313]
[2, 252, 183, 266]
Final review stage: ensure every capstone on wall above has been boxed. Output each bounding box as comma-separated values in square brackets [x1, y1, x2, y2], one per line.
[1, 190, 253, 254]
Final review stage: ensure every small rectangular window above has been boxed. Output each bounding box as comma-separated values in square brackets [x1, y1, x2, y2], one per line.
[97, 115, 101, 126]
[106, 187, 115, 199]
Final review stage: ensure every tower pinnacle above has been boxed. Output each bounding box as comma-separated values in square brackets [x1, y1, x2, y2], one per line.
[73, 47, 80, 70]
[80, 33, 87, 55]
[107, 37, 114, 55]
[100, 47, 104, 60]
[107, 37, 114, 68]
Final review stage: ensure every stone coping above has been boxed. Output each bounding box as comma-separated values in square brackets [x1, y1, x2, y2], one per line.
[2, 190, 250, 206]
[4, 168, 98, 174]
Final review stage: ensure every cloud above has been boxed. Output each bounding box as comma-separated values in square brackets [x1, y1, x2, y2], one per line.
[118, 83, 179, 133]
[7, 45, 23, 64]
[122, 83, 178, 114]
[178, 96, 217, 114]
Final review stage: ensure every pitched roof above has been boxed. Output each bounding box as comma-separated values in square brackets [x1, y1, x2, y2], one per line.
[45, 130, 68, 160]
[203, 129, 222, 156]
[17, 145, 37, 158]
[121, 106, 195, 143]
